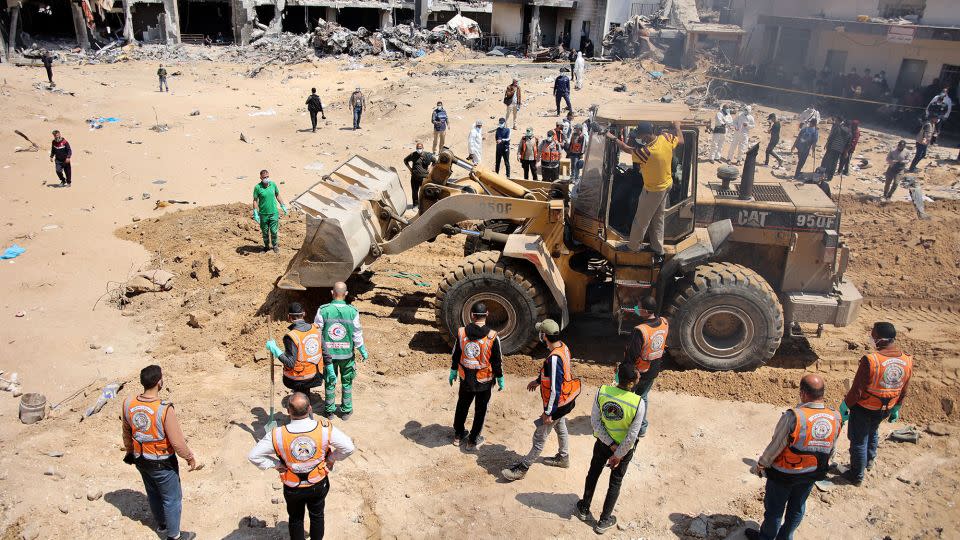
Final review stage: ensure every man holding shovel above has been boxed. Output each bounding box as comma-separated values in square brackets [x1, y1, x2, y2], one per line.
[265, 303, 332, 399]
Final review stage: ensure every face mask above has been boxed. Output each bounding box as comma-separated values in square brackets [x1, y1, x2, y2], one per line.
[261, 178, 269, 185]
[416, 149, 423, 154]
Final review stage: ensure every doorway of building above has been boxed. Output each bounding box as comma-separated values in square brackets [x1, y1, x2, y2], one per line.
[894, 58, 927, 95]
[824, 49, 847, 74]
[131, 3, 166, 42]
[337, 8, 380, 31]
[178, 1, 232, 43]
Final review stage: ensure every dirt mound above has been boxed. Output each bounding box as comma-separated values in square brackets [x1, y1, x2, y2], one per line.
[117, 203, 306, 365]
[840, 195, 960, 302]
[115, 203, 959, 424]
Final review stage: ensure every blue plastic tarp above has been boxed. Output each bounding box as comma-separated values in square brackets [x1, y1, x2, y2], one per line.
[1, 244, 26, 259]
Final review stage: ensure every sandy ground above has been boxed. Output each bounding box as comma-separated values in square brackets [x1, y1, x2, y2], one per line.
[0, 49, 958, 539]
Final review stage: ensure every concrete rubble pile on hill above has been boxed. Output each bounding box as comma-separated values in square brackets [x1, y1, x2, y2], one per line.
[19, 21, 468, 67]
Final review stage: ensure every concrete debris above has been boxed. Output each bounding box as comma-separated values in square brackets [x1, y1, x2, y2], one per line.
[925, 423, 953, 436]
[310, 22, 463, 59]
[241, 516, 267, 528]
[86, 488, 103, 501]
[125, 269, 175, 296]
[602, 15, 666, 61]
[687, 516, 708, 537]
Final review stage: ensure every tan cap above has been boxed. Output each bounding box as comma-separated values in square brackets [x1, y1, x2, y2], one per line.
[535, 319, 560, 335]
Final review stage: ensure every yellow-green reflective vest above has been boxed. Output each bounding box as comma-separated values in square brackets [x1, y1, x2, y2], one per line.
[596, 385, 642, 444]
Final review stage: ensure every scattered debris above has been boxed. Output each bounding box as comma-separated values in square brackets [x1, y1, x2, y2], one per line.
[926, 423, 953, 436]
[149, 124, 170, 133]
[602, 15, 666, 61]
[125, 269, 175, 296]
[208, 255, 224, 277]
[189, 110, 200, 116]
[83, 383, 120, 418]
[240, 133, 248, 143]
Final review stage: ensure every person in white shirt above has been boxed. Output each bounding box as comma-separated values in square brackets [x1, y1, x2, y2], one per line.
[468, 120, 484, 165]
[573, 51, 586, 90]
[248, 392, 355, 540]
[726, 105, 756, 163]
[710, 104, 732, 162]
[799, 106, 821, 127]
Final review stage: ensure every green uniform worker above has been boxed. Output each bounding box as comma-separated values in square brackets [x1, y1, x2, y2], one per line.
[252, 169, 288, 253]
[314, 281, 368, 419]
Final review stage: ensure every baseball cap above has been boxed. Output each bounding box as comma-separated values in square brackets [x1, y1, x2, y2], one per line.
[535, 319, 560, 336]
[470, 302, 488, 316]
[289, 302, 305, 315]
[636, 122, 654, 135]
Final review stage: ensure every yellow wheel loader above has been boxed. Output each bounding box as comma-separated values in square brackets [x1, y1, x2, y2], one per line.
[279, 103, 861, 370]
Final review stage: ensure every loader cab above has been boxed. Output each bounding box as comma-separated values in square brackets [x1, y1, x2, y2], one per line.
[572, 104, 700, 253]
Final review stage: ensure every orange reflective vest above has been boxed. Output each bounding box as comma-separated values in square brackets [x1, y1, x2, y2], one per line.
[272, 419, 333, 488]
[457, 327, 497, 383]
[634, 317, 669, 373]
[540, 342, 582, 409]
[541, 141, 562, 164]
[123, 396, 174, 460]
[568, 134, 585, 154]
[857, 351, 913, 411]
[553, 129, 565, 146]
[284, 325, 323, 381]
[772, 405, 841, 476]
[519, 137, 540, 161]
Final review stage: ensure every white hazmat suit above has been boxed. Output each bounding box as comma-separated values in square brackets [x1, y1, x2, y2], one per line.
[468, 121, 484, 165]
[573, 52, 585, 90]
[726, 106, 756, 163]
[711, 106, 732, 161]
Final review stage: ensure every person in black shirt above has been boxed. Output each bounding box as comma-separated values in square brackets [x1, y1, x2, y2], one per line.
[403, 142, 436, 207]
[305, 88, 325, 132]
[494, 118, 512, 178]
[449, 302, 504, 450]
[764, 113, 784, 168]
[50, 130, 72, 186]
[41, 51, 54, 86]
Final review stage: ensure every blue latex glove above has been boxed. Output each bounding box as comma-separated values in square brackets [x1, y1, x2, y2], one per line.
[252, 209, 260, 223]
[280, 204, 289, 216]
[888, 404, 901, 423]
[358, 345, 369, 361]
[496, 377, 505, 391]
[448, 369, 457, 386]
[839, 402, 850, 423]
[265, 339, 282, 358]
[324, 364, 336, 385]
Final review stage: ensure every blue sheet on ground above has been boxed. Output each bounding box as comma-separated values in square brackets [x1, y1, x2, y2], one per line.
[1, 244, 26, 259]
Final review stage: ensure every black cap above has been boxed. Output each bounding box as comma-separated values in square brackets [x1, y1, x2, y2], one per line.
[636, 122, 654, 136]
[640, 296, 657, 312]
[289, 302, 305, 315]
[617, 362, 638, 384]
[471, 302, 488, 316]
[873, 321, 896, 340]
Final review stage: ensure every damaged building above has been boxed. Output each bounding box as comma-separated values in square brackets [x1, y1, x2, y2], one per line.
[3, 0, 725, 59]
[2, 0, 491, 52]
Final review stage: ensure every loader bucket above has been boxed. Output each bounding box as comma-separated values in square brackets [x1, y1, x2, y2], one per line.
[278, 155, 407, 290]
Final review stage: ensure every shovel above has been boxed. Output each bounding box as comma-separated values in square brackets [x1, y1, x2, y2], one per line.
[264, 318, 278, 432]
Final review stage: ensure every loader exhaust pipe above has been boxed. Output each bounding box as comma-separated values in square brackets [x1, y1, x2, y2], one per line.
[739, 143, 761, 201]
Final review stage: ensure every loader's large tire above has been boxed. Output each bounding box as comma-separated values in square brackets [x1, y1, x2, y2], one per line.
[463, 220, 517, 256]
[436, 250, 548, 355]
[666, 262, 783, 371]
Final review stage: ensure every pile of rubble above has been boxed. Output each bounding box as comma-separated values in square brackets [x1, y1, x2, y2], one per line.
[18, 16, 477, 66]
[309, 20, 465, 58]
[601, 15, 665, 61]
